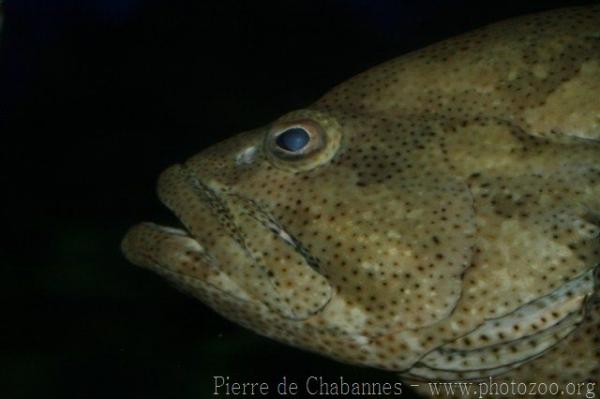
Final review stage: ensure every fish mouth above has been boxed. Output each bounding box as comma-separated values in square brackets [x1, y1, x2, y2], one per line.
[122, 163, 333, 320]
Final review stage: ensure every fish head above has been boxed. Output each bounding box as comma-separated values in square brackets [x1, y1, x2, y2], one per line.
[122, 107, 477, 368]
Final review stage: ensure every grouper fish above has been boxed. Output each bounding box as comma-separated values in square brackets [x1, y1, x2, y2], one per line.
[122, 5, 600, 395]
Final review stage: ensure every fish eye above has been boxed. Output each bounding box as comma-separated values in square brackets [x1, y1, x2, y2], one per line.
[265, 110, 342, 171]
[275, 127, 311, 152]
[267, 120, 324, 161]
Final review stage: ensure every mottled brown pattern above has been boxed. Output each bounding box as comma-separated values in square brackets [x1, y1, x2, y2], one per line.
[122, 5, 600, 397]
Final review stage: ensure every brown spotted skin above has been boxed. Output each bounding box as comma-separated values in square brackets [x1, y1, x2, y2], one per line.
[122, 5, 600, 396]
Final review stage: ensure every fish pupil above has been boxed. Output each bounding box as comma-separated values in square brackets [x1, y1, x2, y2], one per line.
[275, 128, 310, 152]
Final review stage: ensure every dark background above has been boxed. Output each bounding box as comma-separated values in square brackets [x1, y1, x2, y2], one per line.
[2, 0, 596, 398]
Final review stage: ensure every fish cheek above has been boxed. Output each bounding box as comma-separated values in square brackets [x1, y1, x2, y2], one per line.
[290, 179, 477, 334]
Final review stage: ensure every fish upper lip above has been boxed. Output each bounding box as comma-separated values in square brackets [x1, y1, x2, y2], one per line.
[180, 164, 227, 209]
[161, 164, 228, 241]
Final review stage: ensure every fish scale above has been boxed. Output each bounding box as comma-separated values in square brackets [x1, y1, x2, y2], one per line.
[419, 310, 581, 372]
[444, 268, 595, 350]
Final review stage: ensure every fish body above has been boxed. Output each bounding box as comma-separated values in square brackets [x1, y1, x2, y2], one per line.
[123, 5, 600, 394]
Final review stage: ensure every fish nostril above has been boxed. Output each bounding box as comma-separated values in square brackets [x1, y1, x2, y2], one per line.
[235, 146, 258, 166]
